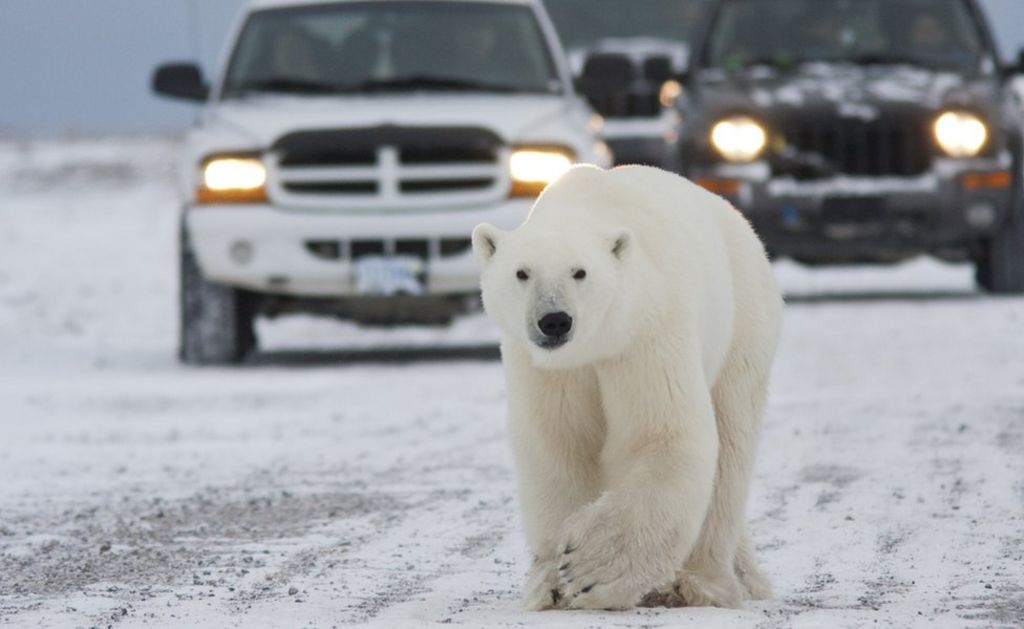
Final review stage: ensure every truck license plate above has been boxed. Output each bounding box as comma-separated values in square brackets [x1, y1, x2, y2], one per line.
[353, 256, 425, 296]
[821, 196, 886, 224]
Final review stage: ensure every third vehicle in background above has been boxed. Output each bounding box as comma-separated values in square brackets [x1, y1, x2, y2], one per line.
[677, 0, 1024, 293]
[543, 0, 711, 170]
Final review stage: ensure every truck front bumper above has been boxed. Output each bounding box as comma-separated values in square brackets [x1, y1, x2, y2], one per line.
[185, 199, 532, 297]
[693, 156, 1015, 262]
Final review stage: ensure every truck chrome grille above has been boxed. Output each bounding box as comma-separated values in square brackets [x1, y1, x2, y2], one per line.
[779, 115, 931, 177]
[270, 126, 508, 209]
[279, 147, 376, 167]
[400, 178, 493, 194]
[304, 238, 473, 261]
[283, 182, 379, 195]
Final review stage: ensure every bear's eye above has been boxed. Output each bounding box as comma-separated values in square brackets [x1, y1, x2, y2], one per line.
[516, 270, 530, 281]
[573, 269, 587, 281]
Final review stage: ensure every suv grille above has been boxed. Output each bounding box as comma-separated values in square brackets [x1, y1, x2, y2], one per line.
[270, 126, 507, 210]
[778, 115, 932, 177]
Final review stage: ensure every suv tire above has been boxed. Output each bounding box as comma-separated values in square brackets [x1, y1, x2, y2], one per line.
[179, 228, 258, 364]
[977, 203, 1024, 295]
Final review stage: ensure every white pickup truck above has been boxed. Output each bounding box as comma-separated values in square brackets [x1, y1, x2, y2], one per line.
[153, 0, 610, 364]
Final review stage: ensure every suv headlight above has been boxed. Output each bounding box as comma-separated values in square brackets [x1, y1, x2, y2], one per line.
[710, 116, 767, 162]
[509, 147, 575, 197]
[934, 111, 988, 158]
[196, 156, 268, 204]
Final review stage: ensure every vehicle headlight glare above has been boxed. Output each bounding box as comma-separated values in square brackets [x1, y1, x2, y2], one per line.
[660, 80, 683, 107]
[203, 158, 267, 191]
[710, 117, 767, 162]
[934, 111, 987, 157]
[196, 156, 268, 204]
[510, 149, 574, 184]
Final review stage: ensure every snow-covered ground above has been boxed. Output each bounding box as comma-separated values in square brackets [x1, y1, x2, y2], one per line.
[0, 138, 1021, 628]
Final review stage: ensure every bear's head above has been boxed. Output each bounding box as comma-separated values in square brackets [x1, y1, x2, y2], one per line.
[472, 221, 637, 370]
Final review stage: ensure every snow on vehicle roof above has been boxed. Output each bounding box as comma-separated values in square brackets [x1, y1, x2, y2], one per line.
[247, 0, 538, 9]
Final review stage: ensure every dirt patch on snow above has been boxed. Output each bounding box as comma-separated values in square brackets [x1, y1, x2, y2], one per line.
[0, 484, 403, 601]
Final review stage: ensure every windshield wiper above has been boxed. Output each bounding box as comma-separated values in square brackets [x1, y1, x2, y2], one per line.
[848, 53, 941, 69]
[228, 75, 546, 97]
[731, 56, 800, 72]
[228, 76, 340, 96]
[344, 75, 522, 94]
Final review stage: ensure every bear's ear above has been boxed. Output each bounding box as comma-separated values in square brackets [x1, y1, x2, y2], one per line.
[472, 223, 505, 263]
[610, 229, 633, 260]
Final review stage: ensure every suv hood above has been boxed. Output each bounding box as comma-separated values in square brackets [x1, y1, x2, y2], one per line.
[197, 94, 576, 148]
[696, 63, 1000, 117]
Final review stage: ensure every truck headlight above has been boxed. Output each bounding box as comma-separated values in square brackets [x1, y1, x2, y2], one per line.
[196, 156, 268, 204]
[710, 117, 767, 162]
[659, 80, 683, 107]
[509, 147, 575, 197]
[934, 111, 988, 158]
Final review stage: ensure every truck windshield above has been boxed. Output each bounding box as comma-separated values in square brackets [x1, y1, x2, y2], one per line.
[704, 0, 988, 72]
[543, 0, 710, 49]
[222, 1, 561, 98]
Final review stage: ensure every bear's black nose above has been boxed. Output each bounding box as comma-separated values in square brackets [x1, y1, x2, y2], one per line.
[538, 312, 573, 338]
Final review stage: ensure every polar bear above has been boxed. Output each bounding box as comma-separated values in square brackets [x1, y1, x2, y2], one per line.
[472, 165, 782, 611]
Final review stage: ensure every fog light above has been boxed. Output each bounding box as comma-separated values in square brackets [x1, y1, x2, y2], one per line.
[696, 177, 741, 196]
[230, 241, 254, 264]
[965, 203, 997, 229]
[961, 171, 1011, 190]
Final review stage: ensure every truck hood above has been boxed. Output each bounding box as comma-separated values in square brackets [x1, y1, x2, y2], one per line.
[196, 94, 576, 148]
[695, 63, 1001, 119]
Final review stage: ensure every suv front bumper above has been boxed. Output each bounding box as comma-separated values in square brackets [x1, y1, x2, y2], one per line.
[693, 156, 1015, 262]
[185, 199, 532, 297]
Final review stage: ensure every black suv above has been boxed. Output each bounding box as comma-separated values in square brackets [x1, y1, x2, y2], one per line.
[676, 0, 1024, 293]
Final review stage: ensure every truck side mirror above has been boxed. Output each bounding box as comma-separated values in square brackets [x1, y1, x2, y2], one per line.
[152, 62, 210, 102]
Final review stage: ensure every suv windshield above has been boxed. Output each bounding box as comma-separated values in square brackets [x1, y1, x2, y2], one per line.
[544, 0, 710, 49]
[222, 1, 561, 98]
[704, 0, 989, 72]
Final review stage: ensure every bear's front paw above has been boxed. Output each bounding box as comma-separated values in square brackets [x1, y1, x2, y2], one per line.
[522, 557, 562, 611]
[556, 501, 670, 610]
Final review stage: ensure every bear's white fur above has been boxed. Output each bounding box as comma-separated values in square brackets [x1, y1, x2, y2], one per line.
[472, 165, 782, 611]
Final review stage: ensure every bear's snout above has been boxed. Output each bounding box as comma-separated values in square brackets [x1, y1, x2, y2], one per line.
[537, 312, 573, 347]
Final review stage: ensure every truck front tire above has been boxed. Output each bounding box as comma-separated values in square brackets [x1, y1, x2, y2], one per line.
[976, 204, 1024, 295]
[179, 235, 258, 365]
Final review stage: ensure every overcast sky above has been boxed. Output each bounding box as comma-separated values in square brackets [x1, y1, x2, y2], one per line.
[3, 0, 1024, 136]
[0, 0, 246, 135]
